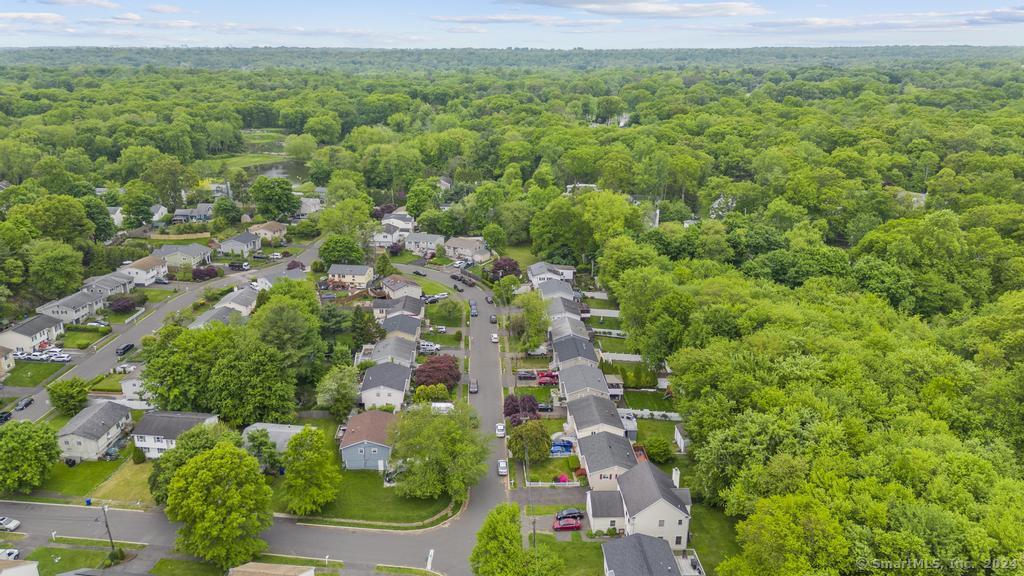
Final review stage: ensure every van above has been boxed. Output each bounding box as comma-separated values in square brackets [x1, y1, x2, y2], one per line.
[115, 343, 135, 356]
[419, 342, 441, 353]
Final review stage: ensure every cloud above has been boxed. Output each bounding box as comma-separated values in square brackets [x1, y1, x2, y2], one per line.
[431, 14, 620, 27]
[506, 1, 767, 18]
[0, 12, 65, 24]
[37, 0, 119, 8]
[147, 4, 183, 14]
[748, 6, 1024, 34]
[443, 25, 488, 33]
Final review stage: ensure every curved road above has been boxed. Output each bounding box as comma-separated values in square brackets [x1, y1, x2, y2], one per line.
[2, 255, 509, 575]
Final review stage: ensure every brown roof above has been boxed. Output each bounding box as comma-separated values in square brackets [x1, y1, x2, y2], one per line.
[229, 562, 313, 576]
[129, 255, 165, 271]
[250, 221, 287, 234]
[340, 410, 396, 449]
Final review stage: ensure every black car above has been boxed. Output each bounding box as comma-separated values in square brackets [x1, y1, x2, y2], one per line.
[516, 370, 536, 380]
[538, 403, 553, 412]
[115, 343, 135, 356]
[450, 274, 461, 280]
[413, 270, 427, 277]
[453, 284, 464, 293]
[489, 314, 498, 324]
[556, 508, 585, 521]
[461, 277, 476, 287]
[0, 411, 11, 424]
[469, 381, 479, 394]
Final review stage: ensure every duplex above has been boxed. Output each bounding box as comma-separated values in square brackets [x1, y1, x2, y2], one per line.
[567, 395, 625, 439]
[36, 290, 105, 325]
[152, 243, 212, 268]
[552, 335, 599, 370]
[82, 272, 134, 298]
[327, 264, 374, 290]
[248, 221, 288, 243]
[404, 232, 444, 256]
[58, 401, 131, 462]
[527, 261, 576, 288]
[369, 336, 417, 368]
[0, 315, 65, 353]
[132, 411, 218, 459]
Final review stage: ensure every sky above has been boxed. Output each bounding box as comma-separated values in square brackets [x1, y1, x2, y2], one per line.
[2, 1, 1024, 48]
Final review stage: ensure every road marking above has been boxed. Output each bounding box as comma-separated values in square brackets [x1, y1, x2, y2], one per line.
[427, 549, 434, 570]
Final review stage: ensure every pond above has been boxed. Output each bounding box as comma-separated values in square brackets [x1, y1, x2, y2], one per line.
[250, 160, 310, 184]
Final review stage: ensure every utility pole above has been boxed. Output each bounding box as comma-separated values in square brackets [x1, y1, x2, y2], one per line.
[100, 505, 115, 552]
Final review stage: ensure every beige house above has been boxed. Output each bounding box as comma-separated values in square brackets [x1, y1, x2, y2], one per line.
[120, 255, 168, 286]
[578, 431, 637, 491]
[443, 236, 491, 263]
[619, 462, 692, 549]
[328, 264, 374, 289]
[152, 243, 212, 268]
[0, 346, 14, 378]
[381, 275, 423, 299]
[249, 221, 288, 243]
[58, 401, 132, 462]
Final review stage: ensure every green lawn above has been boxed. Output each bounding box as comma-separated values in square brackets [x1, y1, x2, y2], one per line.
[428, 255, 453, 266]
[91, 461, 154, 506]
[530, 533, 603, 576]
[625, 391, 675, 412]
[149, 558, 223, 576]
[42, 412, 72, 431]
[521, 456, 577, 483]
[595, 336, 633, 354]
[90, 372, 125, 392]
[103, 307, 140, 324]
[376, 565, 437, 575]
[0, 397, 15, 409]
[425, 300, 465, 327]
[501, 244, 540, 269]
[421, 331, 461, 347]
[601, 361, 658, 389]
[192, 152, 283, 172]
[26, 547, 109, 576]
[270, 418, 450, 523]
[583, 297, 613, 308]
[390, 250, 421, 264]
[636, 419, 678, 443]
[413, 275, 452, 296]
[38, 452, 127, 496]
[691, 503, 740, 576]
[525, 502, 585, 516]
[62, 329, 107, 350]
[51, 535, 146, 550]
[513, 386, 554, 405]
[585, 315, 622, 330]
[258, 553, 345, 570]
[136, 287, 176, 303]
[5, 360, 65, 387]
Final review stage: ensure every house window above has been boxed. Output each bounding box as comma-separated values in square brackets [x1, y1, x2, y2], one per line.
[371, 448, 378, 454]
[678, 519, 683, 525]
[358, 448, 364, 454]
[64, 440, 70, 446]
[658, 520, 665, 527]
[76, 441, 82, 446]
[609, 520, 615, 528]
[675, 536, 683, 545]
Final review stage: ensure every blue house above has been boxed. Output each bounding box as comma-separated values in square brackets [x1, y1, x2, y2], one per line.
[338, 410, 395, 471]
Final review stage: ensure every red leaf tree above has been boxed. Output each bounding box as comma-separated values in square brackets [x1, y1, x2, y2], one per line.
[413, 354, 461, 390]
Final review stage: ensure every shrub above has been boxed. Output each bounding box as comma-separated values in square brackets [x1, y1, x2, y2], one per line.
[643, 436, 674, 464]
[311, 260, 325, 273]
[108, 297, 137, 313]
[191, 298, 207, 310]
[131, 443, 146, 464]
[606, 527, 618, 536]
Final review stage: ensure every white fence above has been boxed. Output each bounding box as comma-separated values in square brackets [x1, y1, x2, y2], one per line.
[621, 408, 682, 421]
[592, 328, 626, 338]
[525, 481, 581, 488]
[589, 308, 620, 318]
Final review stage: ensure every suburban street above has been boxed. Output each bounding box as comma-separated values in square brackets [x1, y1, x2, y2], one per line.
[2, 249, 508, 576]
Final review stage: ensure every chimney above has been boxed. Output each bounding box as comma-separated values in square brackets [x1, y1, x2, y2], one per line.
[672, 467, 680, 489]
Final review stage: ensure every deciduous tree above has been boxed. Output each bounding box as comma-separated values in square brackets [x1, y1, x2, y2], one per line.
[0, 421, 59, 495]
[282, 426, 341, 515]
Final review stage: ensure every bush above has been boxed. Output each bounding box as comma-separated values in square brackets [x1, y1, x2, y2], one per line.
[66, 324, 111, 334]
[642, 436, 674, 464]
[311, 260, 325, 273]
[131, 442, 146, 464]
[191, 298, 207, 310]
[192, 266, 219, 281]
[108, 297, 137, 313]
[606, 527, 618, 536]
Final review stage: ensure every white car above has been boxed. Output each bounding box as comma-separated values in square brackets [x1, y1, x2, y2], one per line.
[436, 326, 447, 334]
[269, 252, 283, 260]
[12, 352, 27, 360]
[495, 423, 506, 438]
[434, 292, 449, 300]
[28, 352, 47, 361]
[0, 517, 21, 532]
[46, 347, 63, 354]
[497, 459, 509, 476]
[49, 353, 71, 363]
[0, 549, 19, 560]
[491, 333, 499, 343]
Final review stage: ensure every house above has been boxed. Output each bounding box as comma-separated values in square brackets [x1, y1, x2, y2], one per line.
[327, 264, 374, 290]
[552, 335, 599, 370]
[381, 275, 423, 299]
[107, 206, 124, 228]
[0, 315, 65, 353]
[437, 175, 453, 191]
[404, 232, 444, 256]
[152, 243, 212, 268]
[601, 534, 681, 576]
[382, 212, 415, 232]
[370, 336, 417, 368]
[0, 346, 15, 378]
[219, 231, 262, 258]
[297, 196, 322, 218]
[82, 272, 134, 298]
[216, 287, 259, 316]
[567, 395, 624, 438]
[36, 290, 106, 324]
[380, 314, 421, 342]
[229, 563, 313, 576]
[547, 297, 582, 322]
[372, 296, 423, 321]
[171, 203, 214, 223]
[560, 365, 611, 403]
[371, 223, 406, 248]
[339, 410, 395, 470]
[550, 316, 590, 343]
[618, 462, 691, 549]
[150, 204, 168, 222]
[210, 182, 232, 199]
[674, 424, 688, 454]
[242, 423, 306, 452]
[248, 221, 287, 243]
[578, 431, 637, 490]
[57, 401, 131, 462]
[588, 489, 627, 534]
[537, 279, 574, 302]
[188, 306, 244, 329]
[444, 236, 490, 263]
[0, 560, 39, 576]
[360, 362, 411, 410]
[527, 262, 576, 287]
[132, 411, 218, 459]
[120, 255, 168, 286]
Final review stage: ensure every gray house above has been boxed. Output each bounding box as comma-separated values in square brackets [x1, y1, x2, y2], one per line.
[152, 243, 212, 268]
[339, 410, 395, 470]
[242, 422, 306, 452]
[602, 534, 681, 576]
[58, 401, 132, 462]
[552, 335, 599, 370]
[218, 231, 262, 257]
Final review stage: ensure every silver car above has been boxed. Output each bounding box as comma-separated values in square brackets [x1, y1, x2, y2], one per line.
[0, 517, 21, 532]
[497, 459, 509, 476]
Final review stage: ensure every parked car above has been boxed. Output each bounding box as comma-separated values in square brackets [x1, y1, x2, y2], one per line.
[538, 376, 558, 386]
[516, 370, 536, 380]
[28, 352, 47, 361]
[449, 274, 461, 280]
[423, 296, 439, 304]
[553, 517, 582, 531]
[154, 277, 170, 284]
[538, 403, 553, 412]
[46, 348, 63, 354]
[228, 262, 249, 271]
[269, 252, 283, 260]
[491, 333, 499, 343]
[252, 253, 268, 260]
[435, 292, 449, 300]
[497, 459, 509, 476]
[12, 352, 27, 360]
[0, 517, 21, 531]
[0, 412, 11, 424]
[85, 321, 109, 328]
[489, 314, 497, 324]
[495, 423, 506, 438]
[49, 353, 71, 362]
[116, 364, 136, 374]
[556, 508, 585, 520]
[485, 295, 494, 304]
[461, 277, 476, 287]
[538, 370, 559, 380]
[469, 380, 479, 394]
[14, 398, 33, 411]
[453, 284, 464, 293]
[433, 326, 447, 334]
[413, 270, 427, 277]
[0, 549, 19, 560]
[115, 343, 135, 356]
[470, 308, 479, 317]
[419, 342, 441, 353]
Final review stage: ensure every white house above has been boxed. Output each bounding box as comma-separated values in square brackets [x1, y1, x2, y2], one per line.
[360, 361, 411, 410]
[444, 236, 491, 263]
[215, 287, 259, 316]
[132, 411, 218, 459]
[328, 264, 374, 289]
[242, 422, 306, 452]
[578, 431, 637, 491]
[150, 204, 168, 222]
[369, 336, 417, 368]
[36, 290, 106, 324]
[560, 365, 611, 403]
[371, 223, 408, 248]
[219, 231, 262, 258]
[381, 275, 423, 299]
[567, 395, 625, 438]
[152, 243, 212, 268]
[0, 559, 40, 576]
[371, 296, 424, 321]
[537, 279, 575, 302]
[0, 315, 65, 353]
[297, 196, 323, 218]
[0, 346, 15, 379]
[107, 206, 124, 228]
[171, 203, 214, 223]
[82, 272, 134, 298]
[527, 262, 576, 287]
[120, 255, 168, 286]
[619, 462, 691, 549]
[404, 232, 444, 256]
[382, 212, 415, 232]
[58, 401, 131, 462]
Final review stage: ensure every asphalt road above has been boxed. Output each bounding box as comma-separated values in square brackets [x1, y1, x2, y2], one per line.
[2, 254, 508, 576]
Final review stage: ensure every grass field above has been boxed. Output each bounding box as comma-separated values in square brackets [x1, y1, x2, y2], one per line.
[501, 244, 540, 269]
[522, 456, 577, 483]
[428, 255, 453, 265]
[412, 275, 451, 296]
[512, 386, 554, 405]
[691, 503, 740, 576]
[103, 307, 140, 324]
[51, 535, 146, 549]
[421, 331, 461, 347]
[41, 412, 72, 432]
[91, 461, 154, 506]
[583, 297, 613, 308]
[136, 287, 176, 303]
[192, 152, 283, 172]
[530, 533, 603, 576]
[625, 391, 675, 412]
[636, 419, 678, 443]
[62, 330, 107, 350]
[258, 553, 345, 570]
[149, 558, 222, 576]
[425, 300, 466, 327]
[90, 372, 125, 392]
[525, 502, 585, 516]
[586, 315, 622, 330]
[390, 250, 421, 264]
[595, 336, 633, 354]
[38, 453, 126, 496]
[4, 361, 64, 387]
[376, 565, 437, 575]
[26, 546, 109, 576]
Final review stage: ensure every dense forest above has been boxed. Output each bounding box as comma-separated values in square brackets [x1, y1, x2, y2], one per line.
[2, 47, 1024, 574]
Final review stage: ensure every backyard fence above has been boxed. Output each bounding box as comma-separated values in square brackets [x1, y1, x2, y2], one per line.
[149, 232, 211, 240]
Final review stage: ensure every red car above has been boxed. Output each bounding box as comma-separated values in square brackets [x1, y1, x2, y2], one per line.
[537, 370, 559, 381]
[537, 377, 558, 386]
[553, 517, 582, 531]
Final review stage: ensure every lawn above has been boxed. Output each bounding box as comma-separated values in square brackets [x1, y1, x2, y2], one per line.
[26, 547, 109, 576]
[102, 307, 140, 324]
[91, 461, 155, 506]
[583, 297, 613, 308]
[530, 533, 603, 576]
[595, 336, 633, 354]
[512, 386, 554, 405]
[258, 553, 345, 570]
[521, 456, 577, 483]
[412, 275, 452, 296]
[62, 329, 107, 350]
[425, 301, 465, 327]
[625, 391, 675, 412]
[539, 418, 567, 437]
[38, 453, 126, 496]
[192, 152, 283, 172]
[136, 287, 176, 303]
[585, 315, 622, 330]
[601, 361, 658, 389]
[390, 250, 421, 264]
[270, 418, 450, 523]
[421, 331, 461, 347]
[428, 255, 453, 265]
[501, 244, 539, 269]
[525, 503, 585, 516]
[0, 397, 14, 409]
[4, 360, 64, 387]
[51, 536, 146, 550]
[90, 372, 124, 392]
[636, 419, 678, 444]
[42, 412, 72, 432]
[149, 558, 222, 576]
[691, 503, 740, 576]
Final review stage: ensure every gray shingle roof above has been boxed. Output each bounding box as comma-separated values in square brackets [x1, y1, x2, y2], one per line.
[550, 316, 589, 342]
[560, 365, 609, 397]
[218, 287, 259, 309]
[133, 411, 213, 440]
[618, 461, 691, 517]
[380, 314, 420, 336]
[547, 297, 581, 318]
[361, 361, 411, 392]
[404, 232, 444, 245]
[83, 272, 133, 291]
[328, 264, 372, 276]
[189, 306, 243, 329]
[567, 395, 623, 431]
[242, 423, 306, 452]
[58, 401, 130, 441]
[553, 336, 598, 365]
[371, 336, 417, 366]
[373, 296, 423, 316]
[381, 275, 419, 292]
[6, 314, 62, 337]
[152, 243, 211, 259]
[39, 290, 105, 311]
[578, 431, 636, 473]
[537, 279, 574, 301]
[602, 534, 680, 576]
[589, 490, 625, 518]
[226, 231, 260, 244]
